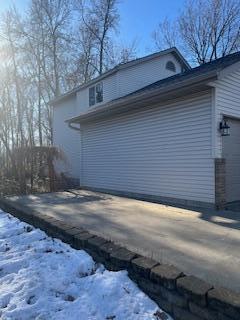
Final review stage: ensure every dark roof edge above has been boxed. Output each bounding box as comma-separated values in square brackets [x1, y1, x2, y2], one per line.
[50, 47, 190, 106]
[171, 47, 190, 69]
[67, 70, 217, 124]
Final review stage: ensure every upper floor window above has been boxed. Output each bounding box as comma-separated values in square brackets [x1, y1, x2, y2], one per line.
[166, 61, 176, 72]
[89, 82, 103, 106]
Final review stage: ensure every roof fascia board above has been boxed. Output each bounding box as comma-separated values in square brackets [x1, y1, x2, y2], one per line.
[171, 48, 191, 70]
[217, 61, 240, 80]
[207, 61, 240, 89]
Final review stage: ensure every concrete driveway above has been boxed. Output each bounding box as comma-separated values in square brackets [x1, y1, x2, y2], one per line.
[4, 189, 240, 293]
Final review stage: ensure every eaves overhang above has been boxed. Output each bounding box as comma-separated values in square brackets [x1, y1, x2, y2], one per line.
[66, 71, 217, 125]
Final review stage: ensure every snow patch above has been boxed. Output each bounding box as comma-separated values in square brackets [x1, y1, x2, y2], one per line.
[0, 209, 172, 320]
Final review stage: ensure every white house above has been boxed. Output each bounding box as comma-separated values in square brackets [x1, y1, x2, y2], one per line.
[51, 47, 240, 209]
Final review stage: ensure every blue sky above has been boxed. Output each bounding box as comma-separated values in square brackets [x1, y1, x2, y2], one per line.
[118, 0, 185, 54]
[0, 0, 185, 55]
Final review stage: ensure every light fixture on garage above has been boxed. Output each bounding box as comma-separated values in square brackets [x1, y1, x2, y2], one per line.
[219, 119, 230, 136]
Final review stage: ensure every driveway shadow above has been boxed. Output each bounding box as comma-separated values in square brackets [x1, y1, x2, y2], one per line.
[193, 207, 240, 230]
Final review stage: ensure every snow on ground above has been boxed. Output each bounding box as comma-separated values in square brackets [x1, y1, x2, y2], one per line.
[0, 210, 172, 320]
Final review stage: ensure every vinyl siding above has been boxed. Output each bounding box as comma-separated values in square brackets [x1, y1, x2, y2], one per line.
[81, 91, 215, 204]
[52, 97, 80, 179]
[76, 53, 181, 114]
[116, 53, 181, 97]
[214, 67, 240, 158]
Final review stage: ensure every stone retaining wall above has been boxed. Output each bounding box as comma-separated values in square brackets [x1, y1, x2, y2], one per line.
[0, 198, 239, 320]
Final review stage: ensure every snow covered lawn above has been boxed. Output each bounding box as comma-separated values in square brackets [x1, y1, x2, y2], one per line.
[0, 210, 172, 320]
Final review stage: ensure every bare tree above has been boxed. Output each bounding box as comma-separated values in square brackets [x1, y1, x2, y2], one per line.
[107, 39, 138, 66]
[0, 0, 138, 195]
[153, 0, 240, 64]
[20, 0, 74, 144]
[69, 23, 98, 85]
[28, 0, 73, 97]
[75, 0, 119, 75]
[152, 18, 179, 50]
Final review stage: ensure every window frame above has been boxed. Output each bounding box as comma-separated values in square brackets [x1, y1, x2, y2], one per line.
[166, 61, 176, 72]
[89, 82, 103, 107]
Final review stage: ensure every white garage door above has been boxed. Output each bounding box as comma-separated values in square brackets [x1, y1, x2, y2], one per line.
[223, 118, 240, 203]
[80, 93, 215, 205]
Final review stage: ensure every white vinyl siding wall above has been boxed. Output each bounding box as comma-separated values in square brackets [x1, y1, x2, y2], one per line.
[214, 67, 240, 158]
[116, 53, 181, 97]
[81, 91, 215, 204]
[53, 97, 81, 179]
[76, 53, 181, 114]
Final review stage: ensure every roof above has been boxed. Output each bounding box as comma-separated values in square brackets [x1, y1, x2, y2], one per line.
[51, 47, 190, 106]
[68, 51, 240, 124]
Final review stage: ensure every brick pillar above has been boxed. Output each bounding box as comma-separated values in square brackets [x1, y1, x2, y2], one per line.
[215, 158, 226, 210]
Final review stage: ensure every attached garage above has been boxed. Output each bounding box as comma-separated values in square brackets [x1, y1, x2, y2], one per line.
[223, 118, 240, 204]
[80, 92, 215, 207]
[52, 50, 240, 210]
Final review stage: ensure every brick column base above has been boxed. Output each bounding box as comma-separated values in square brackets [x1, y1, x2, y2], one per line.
[215, 158, 226, 210]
